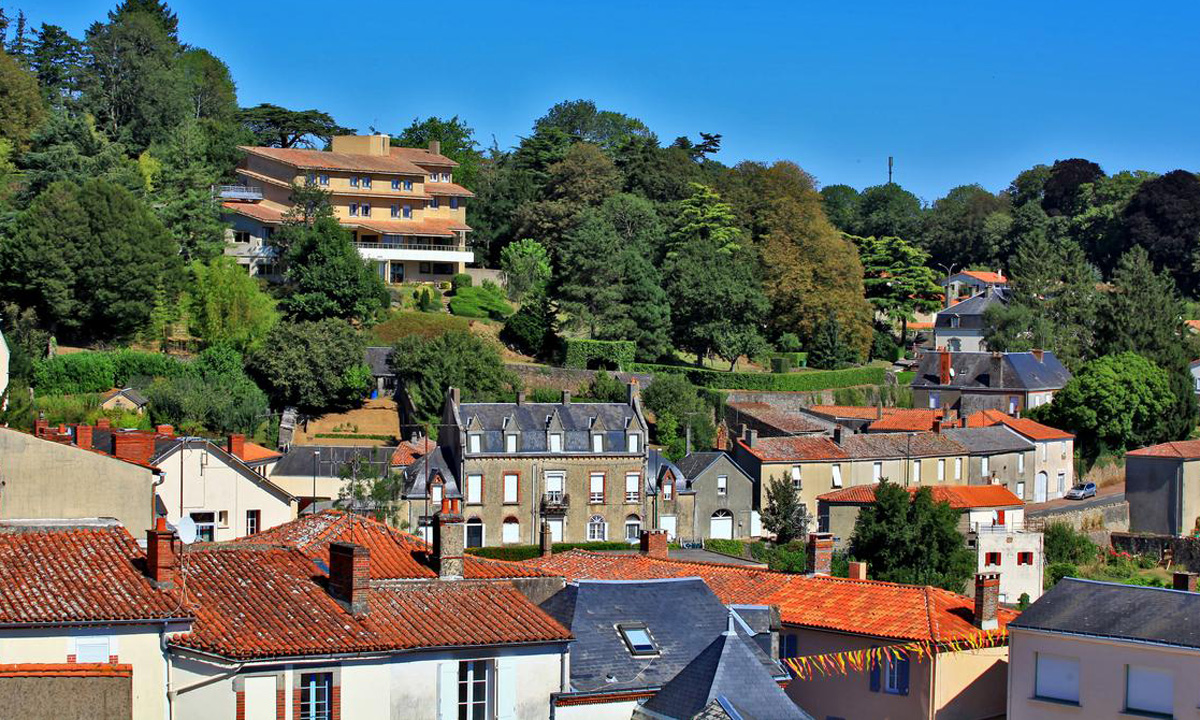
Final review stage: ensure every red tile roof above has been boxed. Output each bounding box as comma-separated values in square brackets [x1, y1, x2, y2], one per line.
[740, 432, 966, 463]
[1187, 319, 1200, 333]
[817, 483, 1024, 509]
[739, 436, 846, 462]
[355, 217, 472, 237]
[239, 441, 282, 463]
[238, 510, 548, 580]
[389, 146, 459, 168]
[0, 520, 186, 625]
[222, 201, 286, 224]
[240, 146, 427, 175]
[391, 438, 434, 467]
[171, 544, 569, 660]
[1127, 439, 1200, 460]
[964, 411, 1073, 441]
[0, 664, 133, 679]
[868, 409, 944, 432]
[960, 270, 1008, 284]
[808, 405, 886, 420]
[727, 402, 827, 434]
[908, 322, 935, 331]
[424, 182, 475, 198]
[527, 550, 1016, 642]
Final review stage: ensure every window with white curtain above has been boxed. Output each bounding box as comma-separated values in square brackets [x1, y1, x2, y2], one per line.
[544, 471, 564, 502]
[832, 464, 842, 488]
[502, 519, 520, 544]
[1034, 653, 1079, 704]
[589, 473, 604, 503]
[937, 459, 945, 481]
[1126, 665, 1173, 716]
[502, 473, 518, 504]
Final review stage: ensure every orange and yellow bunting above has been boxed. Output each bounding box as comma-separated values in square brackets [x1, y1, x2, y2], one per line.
[783, 628, 1008, 680]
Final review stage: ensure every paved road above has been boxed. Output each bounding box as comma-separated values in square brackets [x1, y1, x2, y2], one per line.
[1026, 483, 1125, 517]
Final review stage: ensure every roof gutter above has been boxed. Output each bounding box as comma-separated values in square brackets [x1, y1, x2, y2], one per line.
[167, 637, 571, 666]
[0, 617, 194, 630]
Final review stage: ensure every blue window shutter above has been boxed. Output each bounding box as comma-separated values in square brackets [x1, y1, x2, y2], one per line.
[897, 652, 910, 696]
[869, 657, 880, 692]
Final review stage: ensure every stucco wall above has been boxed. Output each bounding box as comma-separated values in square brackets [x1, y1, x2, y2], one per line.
[1008, 628, 1200, 720]
[0, 675, 133, 719]
[973, 530, 1044, 603]
[0, 624, 179, 720]
[681, 454, 757, 541]
[0, 429, 156, 534]
[154, 446, 296, 540]
[934, 646, 1008, 720]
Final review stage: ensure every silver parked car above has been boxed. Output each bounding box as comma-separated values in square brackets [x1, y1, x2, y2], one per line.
[1064, 482, 1097, 500]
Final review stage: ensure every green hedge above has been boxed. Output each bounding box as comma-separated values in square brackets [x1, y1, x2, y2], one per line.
[33, 350, 186, 395]
[628, 363, 887, 391]
[773, 351, 807, 367]
[314, 433, 397, 441]
[896, 371, 916, 385]
[770, 357, 790, 374]
[466, 541, 633, 562]
[563, 339, 635, 370]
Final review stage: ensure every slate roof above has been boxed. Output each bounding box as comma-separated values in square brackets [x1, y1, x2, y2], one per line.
[940, 426, 1034, 455]
[1011, 578, 1200, 650]
[539, 579, 789, 700]
[100, 387, 148, 407]
[1126, 439, 1200, 460]
[273, 445, 400, 478]
[364, 346, 393, 377]
[675, 452, 726, 481]
[170, 544, 569, 660]
[912, 351, 1072, 391]
[238, 510, 547, 581]
[739, 432, 966, 463]
[457, 401, 642, 455]
[936, 289, 1009, 330]
[641, 618, 812, 720]
[817, 483, 1024, 509]
[0, 520, 187, 625]
[403, 446, 460, 498]
[649, 449, 690, 496]
[528, 551, 1017, 643]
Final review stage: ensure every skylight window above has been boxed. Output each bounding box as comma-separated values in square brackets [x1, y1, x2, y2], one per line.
[617, 624, 658, 656]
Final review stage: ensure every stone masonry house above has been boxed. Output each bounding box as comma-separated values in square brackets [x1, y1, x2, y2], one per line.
[941, 425, 1036, 499]
[651, 450, 758, 542]
[402, 384, 651, 547]
[966, 410, 1076, 502]
[934, 287, 1009, 352]
[912, 349, 1072, 415]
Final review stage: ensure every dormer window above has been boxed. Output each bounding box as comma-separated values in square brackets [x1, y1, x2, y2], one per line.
[592, 434, 604, 453]
[468, 433, 481, 454]
[950, 316, 961, 329]
[617, 623, 659, 656]
[505, 434, 518, 453]
[790, 466, 802, 490]
[549, 433, 563, 453]
[626, 434, 640, 453]
[431, 483, 443, 503]
[663, 481, 672, 500]
[442, 172, 451, 182]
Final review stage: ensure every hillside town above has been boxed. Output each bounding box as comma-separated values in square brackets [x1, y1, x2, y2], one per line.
[1, 2, 1199, 719]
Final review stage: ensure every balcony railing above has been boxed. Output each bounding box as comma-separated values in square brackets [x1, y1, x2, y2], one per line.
[541, 492, 570, 515]
[354, 239, 469, 253]
[214, 184, 263, 201]
[972, 520, 1025, 533]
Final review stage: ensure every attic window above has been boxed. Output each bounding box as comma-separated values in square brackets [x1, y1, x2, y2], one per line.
[617, 623, 658, 656]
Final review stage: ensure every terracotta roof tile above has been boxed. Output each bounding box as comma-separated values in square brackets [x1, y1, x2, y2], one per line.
[868, 409, 944, 432]
[738, 436, 846, 462]
[808, 405, 886, 420]
[527, 550, 1016, 642]
[424, 182, 475, 198]
[391, 438, 434, 467]
[817, 483, 1024, 508]
[389, 146, 459, 168]
[238, 511, 547, 580]
[240, 146, 427, 175]
[239, 441, 282, 463]
[727, 402, 826, 434]
[960, 270, 1007, 284]
[0, 664, 133, 678]
[1127, 439, 1200, 460]
[0, 521, 186, 624]
[963, 411, 1073, 440]
[355, 217, 472, 237]
[222, 201, 285, 223]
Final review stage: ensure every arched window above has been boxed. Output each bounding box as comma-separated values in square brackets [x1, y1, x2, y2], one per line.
[502, 516, 520, 545]
[624, 514, 642, 542]
[587, 515, 607, 542]
[465, 517, 484, 548]
[709, 509, 734, 541]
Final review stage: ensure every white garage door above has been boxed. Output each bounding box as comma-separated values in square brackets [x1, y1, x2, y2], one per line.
[709, 513, 734, 540]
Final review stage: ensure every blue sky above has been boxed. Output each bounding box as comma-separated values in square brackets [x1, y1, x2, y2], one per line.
[32, 1, 1200, 201]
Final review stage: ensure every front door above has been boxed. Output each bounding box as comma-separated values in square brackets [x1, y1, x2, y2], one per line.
[547, 518, 564, 543]
[1035, 472, 1048, 503]
[660, 515, 677, 540]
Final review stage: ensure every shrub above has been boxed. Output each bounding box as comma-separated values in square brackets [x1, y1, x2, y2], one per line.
[1046, 562, 1079, 587]
[871, 329, 901, 362]
[448, 285, 513, 320]
[414, 286, 443, 312]
[564, 339, 636, 370]
[770, 357, 791, 374]
[1044, 522, 1098, 565]
[33, 353, 118, 394]
[628, 363, 887, 392]
[777, 332, 802, 353]
[704, 538, 748, 557]
[529, 388, 562, 403]
[500, 296, 555, 357]
[451, 273, 472, 291]
[465, 541, 633, 562]
[585, 370, 626, 403]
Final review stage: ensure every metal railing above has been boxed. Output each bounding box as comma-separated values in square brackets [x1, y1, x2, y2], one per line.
[353, 239, 469, 253]
[213, 184, 263, 200]
[541, 492, 570, 514]
[972, 520, 1026, 533]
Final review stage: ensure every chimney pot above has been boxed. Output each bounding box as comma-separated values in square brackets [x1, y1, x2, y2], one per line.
[807, 532, 834, 576]
[832, 426, 844, 446]
[433, 498, 465, 579]
[639, 529, 669, 559]
[328, 542, 370, 615]
[627, 379, 640, 406]
[227, 433, 245, 460]
[145, 520, 178, 588]
[155, 424, 173, 437]
[990, 352, 1004, 389]
[848, 561, 868, 580]
[746, 429, 758, 448]
[973, 572, 1000, 630]
[1174, 571, 1197, 592]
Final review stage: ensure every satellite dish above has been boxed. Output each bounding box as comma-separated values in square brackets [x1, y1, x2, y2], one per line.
[949, 368, 956, 377]
[177, 516, 197, 545]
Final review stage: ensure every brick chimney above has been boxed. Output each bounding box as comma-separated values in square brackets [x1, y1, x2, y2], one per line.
[433, 498, 464, 579]
[848, 561, 868, 580]
[155, 424, 174, 437]
[807, 532, 833, 576]
[540, 520, 553, 558]
[429, 139, 441, 155]
[973, 572, 1000, 630]
[989, 353, 1004, 389]
[938, 348, 952, 386]
[876, 403, 884, 420]
[227, 433, 245, 460]
[932, 418, 942, 434]
[561, 390, 571, 405]
[113, 431, 156, 465]
[145, 517, 178, 588]
[1174, 571, 1197, 592]
[640, 529, 669, 559]
[74, 424, 93, 450]
[516, 390, 526, 405]
[745, 429, 758, 448]
[627, 378, 640, 406]
[1031, 348, 1044, 363]
[34, 417, 49, 437]
[328, 542, 370, 615]
[95, 417, 111, 430]
[832, 426, 844, 446]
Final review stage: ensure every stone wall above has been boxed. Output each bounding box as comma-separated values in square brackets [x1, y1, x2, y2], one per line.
[0, 675, 133, 719]
[1027, 497, 1129, 537]
[505, 364, 653, 394]
[1110, 532, 1200, 571]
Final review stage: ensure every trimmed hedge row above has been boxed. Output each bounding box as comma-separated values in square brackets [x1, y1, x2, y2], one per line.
[465, 541, 633, 562]
[314, 433, 397, 441]
[563, 339, 635, 370]
[627, 363, 887, 391]
[33, 350, 187, 395]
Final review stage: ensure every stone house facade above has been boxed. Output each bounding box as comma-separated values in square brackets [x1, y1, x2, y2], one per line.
[652, 450, 758, 542]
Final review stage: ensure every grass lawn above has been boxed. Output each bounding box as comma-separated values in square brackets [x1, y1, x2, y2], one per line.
[371, 310, 470, 344]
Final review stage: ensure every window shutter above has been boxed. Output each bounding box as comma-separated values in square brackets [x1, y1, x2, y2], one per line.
[437, 662, 457, 720]
[897, 653, 910, 696]
[869, 657, 880, 692]
[495, 657, 517, 720]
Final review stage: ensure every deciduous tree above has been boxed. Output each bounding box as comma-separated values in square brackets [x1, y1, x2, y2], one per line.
[184, 257, 279, 353]
[248, 319, 372, 413]
[388, 330, 519, 426]
[393, 115, 482, 189]
[281, 215, 388, 323]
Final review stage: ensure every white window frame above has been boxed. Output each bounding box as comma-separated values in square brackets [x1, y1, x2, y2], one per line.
[790, 466, 802, 490]
[663, 480, 673, 500]
[545, 471, 565, 502]
[501, 519, 520, 544]
[1016, 481, 1025, 499]
[502, 473, 518, 504]
[1126, 665, 1173, 716]
[505, 433, 518, 453]
[912, 460, 921, 484]
[626, 434, 640, 453]
[431, 484, 443, 504]
[872, 462, 883, 481]
[955, 457, 962, 480]
[937, 459, 945, 482]
[1018, 453, 1025, 474]
[624, 515, 641, 541]
[549, 433, 563, 453]
[245, 509, 260, 536]
[625, 472, 640, 503]
[981, 456, 990, 478]
[468, 434, 481, 454]
[457, 660, 492, 720]
[589, 473, 604, 503]
[592, 434, 604, 453]
[465, 473, 482, 504]
[832, 464, 843, 488]
[929, 391, 940, 409]
[716, 475, 728, 497]
[587, 515, 607, 541]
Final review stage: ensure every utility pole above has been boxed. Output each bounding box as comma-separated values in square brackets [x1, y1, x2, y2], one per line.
[888, 156, 894, 185]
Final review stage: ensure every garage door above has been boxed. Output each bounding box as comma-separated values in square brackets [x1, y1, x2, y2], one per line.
[709, 512, 733, 540]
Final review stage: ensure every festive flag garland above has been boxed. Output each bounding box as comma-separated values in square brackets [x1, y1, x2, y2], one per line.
[783, 627, 1008, 680]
